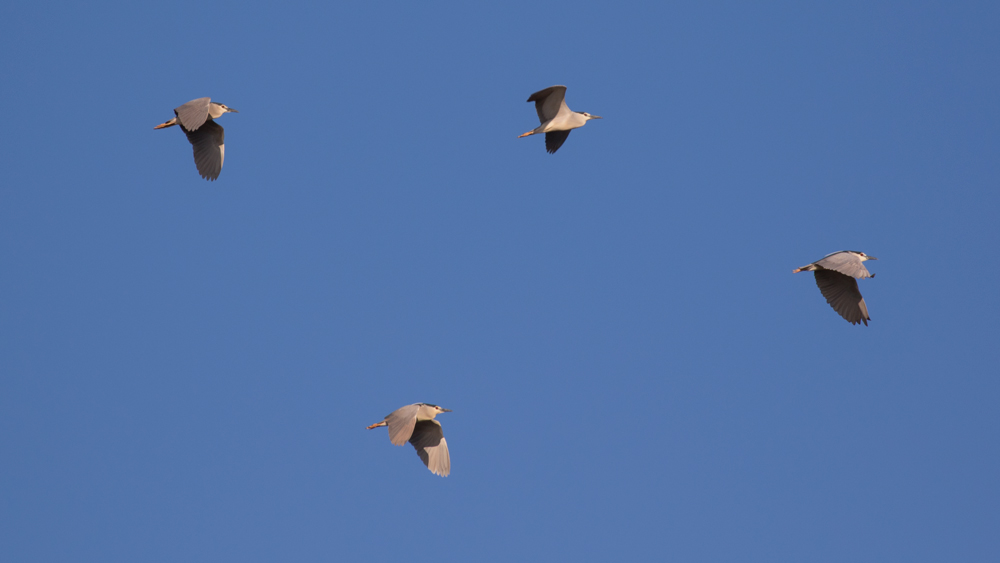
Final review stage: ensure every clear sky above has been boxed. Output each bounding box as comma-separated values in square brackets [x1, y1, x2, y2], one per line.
[2, 1, 998, 561]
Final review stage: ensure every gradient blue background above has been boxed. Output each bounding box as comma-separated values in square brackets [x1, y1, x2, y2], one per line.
[2, 1, 998, 561]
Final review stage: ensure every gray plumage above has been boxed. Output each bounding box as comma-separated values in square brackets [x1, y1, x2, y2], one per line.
[367, 403, 452, 477]
[174, 97, 214, 132]
[154, 97, 238, 181]
[793, 250, 877, 325]
[519, 85, 601, 154]
[530, 86, 569, 124]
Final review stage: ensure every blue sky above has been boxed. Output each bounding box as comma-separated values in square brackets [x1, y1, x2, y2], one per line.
[2, 1, 998, 561]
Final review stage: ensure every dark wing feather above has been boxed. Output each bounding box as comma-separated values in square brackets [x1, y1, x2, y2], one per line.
[814, 270, 869, 325]
[545, 130, 570, 154]
[409, 420, 450, 476]
[183, 120, 225, 181]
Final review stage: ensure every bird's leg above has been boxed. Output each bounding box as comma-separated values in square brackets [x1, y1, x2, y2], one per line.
[366, 421, 387, 430]
[153, 118, 178, 130]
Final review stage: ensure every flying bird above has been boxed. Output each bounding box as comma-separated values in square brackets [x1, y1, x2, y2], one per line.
[367, 403, 452, 476]
[518, 85, 601, 153]
[793, 250, 877, 325]
[154, 97, 238, 180]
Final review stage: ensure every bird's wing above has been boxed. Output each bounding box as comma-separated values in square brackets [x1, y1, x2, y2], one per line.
[528, 85, 568, 124]
[816, 251, 871, 279]
[384, 404, 420, 446]
[175, 97, 212, 131]
[814, 270, 869, 325]
[545, 130, 571, 154]
[409, 420, 450, 477]
[183, 120, 225, 181]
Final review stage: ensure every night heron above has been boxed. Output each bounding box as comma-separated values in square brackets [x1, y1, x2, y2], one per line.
[154, 97, 238, 181]
[793, 250, 877, 325]
[366, 403, 452, 476]
[518, 85, 601, 153]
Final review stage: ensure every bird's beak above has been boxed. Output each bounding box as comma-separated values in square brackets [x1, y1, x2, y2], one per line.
[441, 408, 453, 412]
[867, 256, 878, 261]
[590, 115, 603, 119]
[153, 118, 177, 129]
[228, 108, 239, 113]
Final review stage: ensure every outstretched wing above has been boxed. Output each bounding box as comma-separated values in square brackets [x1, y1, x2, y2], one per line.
[409, 420, 450, 477]
[814, 270, 870, 325]
[527, 85, 568, 124]
[174, 97, 212, 131]
[816, 251, 872, 279]
[183, 120, 225, 181]
[384, 404, 420, 446]
[545, 131, 571, 154]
